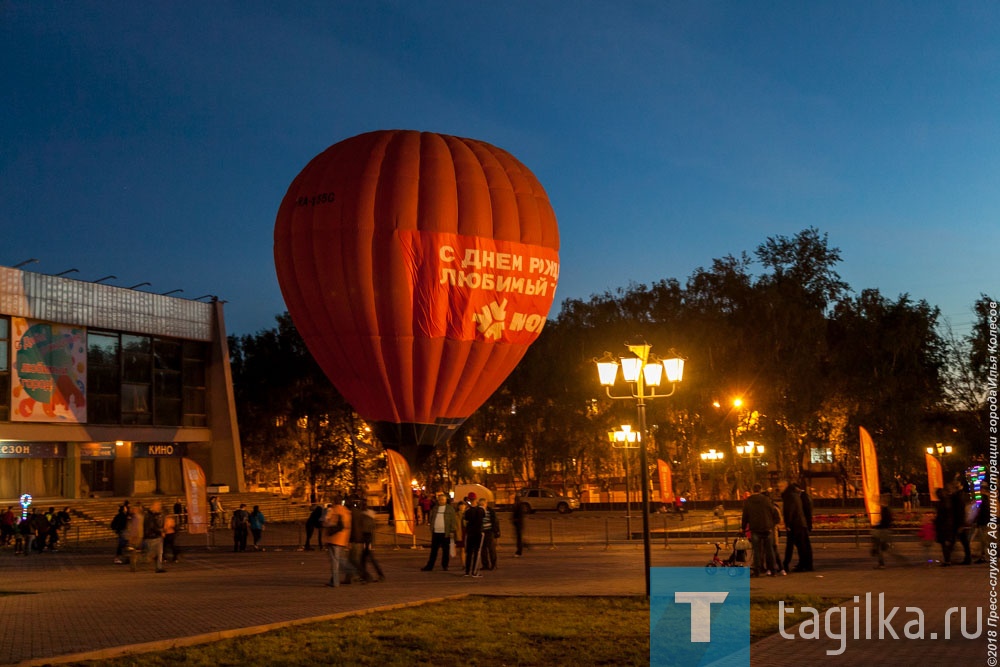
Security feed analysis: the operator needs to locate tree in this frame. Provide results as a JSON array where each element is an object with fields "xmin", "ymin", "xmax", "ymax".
[
  {"xmin": 230, "ymin": 314, "xmax": 380, "ymax": 501},
  {"xmin": 828, "ymin": 289, "xmax": 946, "ymax": 481}
]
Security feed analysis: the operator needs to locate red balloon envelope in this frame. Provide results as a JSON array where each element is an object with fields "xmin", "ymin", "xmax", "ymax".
[{"xmin": 274, "ymin": 130, "xmax": 560, "ymax": 467}]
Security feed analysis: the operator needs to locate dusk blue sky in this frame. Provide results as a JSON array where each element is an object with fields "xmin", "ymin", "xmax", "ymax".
[{"xmin": 3, "ymin": 2, "xmax": 997, "ymax": 338}]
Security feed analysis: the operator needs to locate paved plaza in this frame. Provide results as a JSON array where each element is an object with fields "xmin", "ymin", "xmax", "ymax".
[{"xmin": 0, "ymin": 521, "xmax": 990, "ymax": 666}]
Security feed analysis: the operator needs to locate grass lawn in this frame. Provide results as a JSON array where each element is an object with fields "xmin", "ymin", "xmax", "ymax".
[{"xmin": 76, "ymin": 594, "xmax": 843, "ymax": 666}]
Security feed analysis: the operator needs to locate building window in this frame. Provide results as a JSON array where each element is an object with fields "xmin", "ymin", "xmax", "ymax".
[
  {"xmin": 122, "ymin": 334, "xmax": 152, "ymax": 425},
  {"xmin": 153, "ymin": 339, "xmax": 182, "ymax": 426},
  {"xmin": 87, "ymin": 331, "xmax": 121, "ymax": 424},
  {"xmin": 810, "ymin": 447, "xmax": 834, "ymax": 464},
  {"xmin": 84, "ymin": 330, "xmax": 211, "ymax": 428},
  {"xmin": 182, "ymin": 340, "xmax": 208, "ymax": 427},
  {"xmin": 0, "ymin": 317, "xmax": 8, "ymax": 422}
]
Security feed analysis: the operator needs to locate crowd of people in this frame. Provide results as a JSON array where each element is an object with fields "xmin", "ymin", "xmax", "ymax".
[
  {"xmin": 5, "ymin": 479, "xmax": 987, "ymax": 591},
  {"xmin": 739, "ymin": 474, "xmax": 989, "ymax": 576},
  {"xmin": 418, "ymin": 491, "xmax": 502, "ymax": 577},
  {"xmin": 0, "ymin": 505, "xmax": 72, "ymax": 554}
]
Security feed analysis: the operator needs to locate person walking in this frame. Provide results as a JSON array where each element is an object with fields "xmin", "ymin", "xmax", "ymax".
[
  {"xmin": 951, "ymin": 479, "xmax": 973, "ymax": 565},
  {"xmin": 0, "ymin": 505, "xmax": 15, "ymax": 546},
  {"xmin": 111, "ymin": 505, "xmax": 129, "ymax": 564},
  {"xmin": 781, "ymin": 482, "xmax": 813, "ymax": 572},
  {"xmin": 28, "ymin": 509, "xmax": 48, "ymax": 553},
  {"xmin": 421, "ymin": 493, "xmax": 457, "ymax": 572},
  {"xmin": 479, "ymin": 498, "xmax": 499, "ymax": 571},
  {"xmin": 249, "ymin": 505, "xmax": 266, "ymax": 551},
  {"xmin": 348, "ymin": 500, "xmax": 367, "ymax": 577},
  {"xmin": 741, "ymin": 483, "xmax": 778, "ymax": 577},
  {"xmin": 142, "ymin": 501, "xmax": 167, "ymax": 573},
  {"xmin": 359, "ymin": 506, "xmax": 385, "ymax": 582},
  {"xmin": 209, "ymin": 496, "xmax": 220, "ymax": 529},
  {"xmin": 321, "ymin": 495, "xmax": 356, "ymax": 587},
  {"xmin": 419, "ymin": 491, "xmax": 433, "ymax": 526},
  {"xmin": 918, "ymin": 511, "xmax": 937, "ymax": 565},
  {"xmin": 231, "ymin": 503, "xmax": 250, "ymax": 552},
  {"xmin": 173, "ymin": 498, "xmax": 185, "ymax": 527},
  {"xmin": 126, "ymin": 503, "xmax": 144, "ymax": 571},
  {"xmin": 163, "ymin": 513, "xmax": 181, "ymax": 563},
  {"xmin": 934, "ymin": 487, "xmax": 957, "ymax": 566},
  {"xmin": 304, "ymin": 504, "xmax": 322, "ymax": 550},
  {"xmin": 871, "ymin": 495, "xmax": 893, "ymax": 568},
  {"xmin": 55, "ymin": 506, "xmax": 72, "ymax": 543},
  {"xmin": 512, "ymin": 494, "xmax": 526, "ymax": 557},
  {"xmin": 902, "ymin": 480, "xmax": 915, "ymax": 513}
]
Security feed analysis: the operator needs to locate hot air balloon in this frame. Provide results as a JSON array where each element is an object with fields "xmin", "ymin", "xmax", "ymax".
[{"xmin": 273, "ymin": 130, "xmax": 560, "ymax": 468}]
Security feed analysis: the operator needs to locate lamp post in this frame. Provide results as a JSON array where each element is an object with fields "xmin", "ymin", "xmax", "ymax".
[
  {"xmin": 926, "ymin": 442, "xmax": 953, "ymax": 457},
  {"xmin": 609, "ymin": 425, "xmax": 641, "ymax": 539},
  {"xmin": 926, "ymin": 442, "xmax": 954, "ymax": 478},
  {"xmin": 700, "ymin": 449, "xmax": 725, "ymax": 501},
  {"xmin": 714, "ymin": 397, "xmax": 748, "ymax": 492},
  {"xmin": 736, "ymin": 441, "xmax": 765, "ymax": 487},
  {"xmin": 596, "ymin": 342, "xmax": 684, "ymax": 598}
]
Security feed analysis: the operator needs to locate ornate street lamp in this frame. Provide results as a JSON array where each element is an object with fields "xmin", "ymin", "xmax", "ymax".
[
  {"xmin": 736, "ymin": 441, "xmax": 765, "ymax": 486},
  {"xmin": 700, "ymin": 449, "xmax": 725, "ymax": 501},
  {"xmin": 926, "ymin": 442, "xmax": 954, "ymax": 479},
  {"xmin": 608, "ymin": 425, "xmax": 641, "ymax": 538},
  {"xmin": 596, "ymin": 341, "xmax": 684, "ymax": 598},
  {"xmin": 926, "ymin": 442, "xmax": 953, "ymax": 457}
]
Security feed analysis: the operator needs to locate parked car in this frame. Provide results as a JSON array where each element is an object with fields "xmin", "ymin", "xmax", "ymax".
[{"xmin": 517, "ymin": 488, "xmax": 581, "ymax": 514}]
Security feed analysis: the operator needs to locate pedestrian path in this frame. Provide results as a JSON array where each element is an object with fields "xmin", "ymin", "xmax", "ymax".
[{"xmin": 0, "ymin": 532, "xmax": 988, "ymax": 665}]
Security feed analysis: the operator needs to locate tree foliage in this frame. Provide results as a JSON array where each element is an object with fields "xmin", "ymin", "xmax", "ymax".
[
  {"xmin": 230, "ymin": 314, "xmax": 380, "ymax": 501},
  {"xmin": 232, "ymin": 229, "xmax": 975, "ymax": 502}
]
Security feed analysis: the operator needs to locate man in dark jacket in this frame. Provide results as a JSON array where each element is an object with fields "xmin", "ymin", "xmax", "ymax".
[
  {"xmin": 512, "ymin": 495, "xmax": 526, "ymax": 557},
  {"xmin": 304, "ymin": 505, "xmax": 322, "ymax": 550},
  {"xmin": 781, "ymin": 482, "xmax": 814, "ymax": 572},
  {"xmin": 741, "ymin": 484, "xmax": 777, "ymax": 576},
  {"xmin": 463, "ymin": 500, "xmax": 486, "ymax": 577},
  {"xmin": 230, "ymin": 503, "xmax": 250, "ymax": 552}
]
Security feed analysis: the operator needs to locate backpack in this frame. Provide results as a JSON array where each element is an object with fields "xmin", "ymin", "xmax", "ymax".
[
  {"xmin": 110, "ymin": 512, "xmax": 127, "ymax": 533},
  {"xmin": 231, "ymin": 509, "xmax": 249, "ymax": 529}
]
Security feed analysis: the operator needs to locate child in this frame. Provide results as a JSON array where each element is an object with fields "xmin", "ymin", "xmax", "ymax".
[{"xmin": 918, "ymin": 512, "xmax": 936, "ymax": 565}]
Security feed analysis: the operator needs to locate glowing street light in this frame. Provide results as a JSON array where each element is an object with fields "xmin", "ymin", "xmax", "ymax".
[
  {"xmin": 595, "ymin": 341, "xmax": 684, "ymax": 598},
  {"xmin": 926, "ymin": 442, "xmax": 953, "ymax": 457},
  {"xmin": 700, "ymin": 449, "xmax": 725, "ymax": 501},
  {"xmin": 608, "ymin": 425, "xmax": 641, "ymax": 538},
  {"xmin": 736, "ymin": 441, "xmax": 765, "ymax": 486}
]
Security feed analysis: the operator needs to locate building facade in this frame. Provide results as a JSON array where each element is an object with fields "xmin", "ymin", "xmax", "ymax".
[{"xmin": 0, "ymin": 266, "xmax": 244, "ymax": 501}]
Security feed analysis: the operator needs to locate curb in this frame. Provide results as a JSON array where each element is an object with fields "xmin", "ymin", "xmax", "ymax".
[{"xmin": 11, "ymin": 594, "xmax": 470, "ymax": 667}]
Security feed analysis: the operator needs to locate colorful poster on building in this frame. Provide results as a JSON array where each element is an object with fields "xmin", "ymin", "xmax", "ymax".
[
  {"xmin": 182, "ymin": 458, "xmax": 208, "ymax": 535},
  {"xmin": 10, "ymin": 318, "xmax": 87, "ymax": 423}
]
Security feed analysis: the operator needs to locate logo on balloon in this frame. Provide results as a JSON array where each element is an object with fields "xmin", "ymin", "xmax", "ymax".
[{"xmin": 475, "ymin": 299, "xmax": 508, "ymax": 340}]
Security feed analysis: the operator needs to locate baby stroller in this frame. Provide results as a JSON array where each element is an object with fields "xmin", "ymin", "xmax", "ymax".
[{"xmin": 706, "ymin": 536, "xmax": 751, "ymax": 570}]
